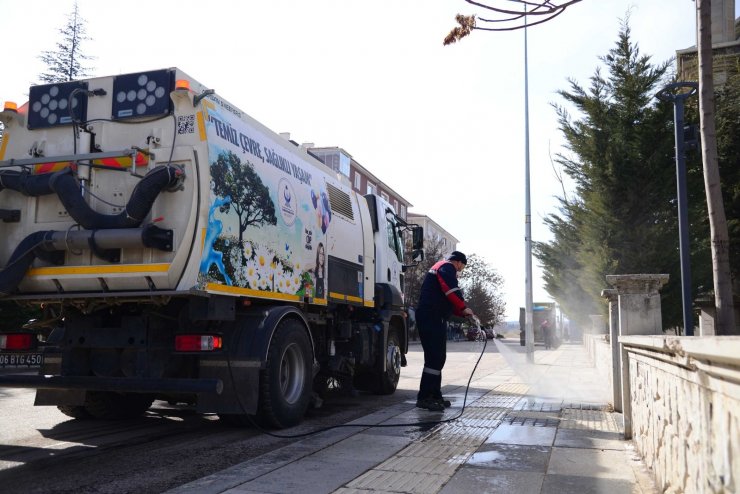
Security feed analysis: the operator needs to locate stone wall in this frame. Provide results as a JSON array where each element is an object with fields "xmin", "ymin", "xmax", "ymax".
[
  {"xmin": 582, "ymin": 332, "xmax": 613, "ymax": 405},
  {"xmin": 620, "ymin": 336, "xmax": 740, "ymax": 493}
]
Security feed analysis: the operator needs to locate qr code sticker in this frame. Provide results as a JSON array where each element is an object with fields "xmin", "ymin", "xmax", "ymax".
[{"xmin": 177, "ymin": 115, "xmax": 195, "ymax": 135}]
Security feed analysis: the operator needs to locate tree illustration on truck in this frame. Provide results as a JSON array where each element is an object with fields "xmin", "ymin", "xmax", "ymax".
[
  {"xmin": 201, "ymin": 150, "xmax": 278, "ymax": 286},
  {"xmin": 211, "ymin": 150, "xmax": 277, "ymax": 267}
]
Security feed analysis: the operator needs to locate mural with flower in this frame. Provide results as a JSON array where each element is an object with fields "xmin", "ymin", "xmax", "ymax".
[{"xmin": 198, "ymin": 104, "xmax": 334, "ymax": 300}]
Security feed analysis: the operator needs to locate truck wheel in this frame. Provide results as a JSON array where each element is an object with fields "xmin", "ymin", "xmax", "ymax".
[
  {"xmin": 375, "ymin": 329, "xmax": 401, "ymax": 395},
  {"xmin": 258, "ymin": 319, "xmax": 312, "ymax": 428},
  {"xmin": 57, "ymin": 405, "xmax": 91, "ymax": 419},
  {"xmin": 84, "ymin": 392, "xmax": 154, "ymax": 419}
]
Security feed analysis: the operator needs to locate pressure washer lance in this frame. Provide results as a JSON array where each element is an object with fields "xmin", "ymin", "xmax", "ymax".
[{"xmin": 236, "ymin": 317, "xmax": 490, "ymax": 439}]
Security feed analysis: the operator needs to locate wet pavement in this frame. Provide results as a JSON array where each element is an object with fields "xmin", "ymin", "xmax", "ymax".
[{"xmin": 167, "ymin": 341, "xmax": 658, "ymax": 494}]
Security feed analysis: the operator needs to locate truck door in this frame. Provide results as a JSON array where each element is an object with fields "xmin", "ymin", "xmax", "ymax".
[{"xmin": 375, "ymin": 204, "xmax": 403, "ymax": 294}]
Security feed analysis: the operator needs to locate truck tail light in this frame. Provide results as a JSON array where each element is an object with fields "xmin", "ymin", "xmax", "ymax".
[
  {"xmin": 0, "ymin": 333, "xmax": 33, "ymax": 350},
  {"xmin": 175, "ymin": 335, "xmax": 223, "ymax": 352}
]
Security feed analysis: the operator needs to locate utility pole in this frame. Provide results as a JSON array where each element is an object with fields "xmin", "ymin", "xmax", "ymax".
[
  {"xmin": 523, "ymin": 9, "xmax": 534, "ymax": 362},
  {"xmin": 656, "ymin": 82, "xmax": 698, "ymax": 336}
]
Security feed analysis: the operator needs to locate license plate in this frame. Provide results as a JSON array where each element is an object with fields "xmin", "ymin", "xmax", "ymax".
[{"xmin": 0, "ymin": 353, "xmax": 43, "ymax": 368}]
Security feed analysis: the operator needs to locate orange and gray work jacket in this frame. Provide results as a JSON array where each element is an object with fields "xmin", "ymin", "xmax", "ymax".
[{"xmin": 416, "ymin": 260, "xmax": 468, "ymax": 320}]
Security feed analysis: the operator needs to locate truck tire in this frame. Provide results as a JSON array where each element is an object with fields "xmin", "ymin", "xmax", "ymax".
[
  {"xmin": 57, "ymin": 405, "xmax": 91, "ymax": 419},
  {"xmin": 83, "ymin": 392, "xmax": 154, "ymax": 419},
  {"xmin": 257, "ymin": 318, "xmax": 312, "ymax": 428},
  {"xmin": 371, "ymin": 328, "xmax": 402, "ymax": 395}
]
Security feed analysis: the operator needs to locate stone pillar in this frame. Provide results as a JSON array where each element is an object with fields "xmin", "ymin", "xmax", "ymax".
[
  {"xmin": 601, "ymin": 289, "xmax": 621, "ymax": 412},
  {"xmin": 589, "ymin": 314, "xmax": 606, "ymax": 334},
  {"xmin": 606, "ymin": 274, "xmax": 669, "ymax": 438},
  {"xmin": 696, "ymin": 297, "xmax": 716, "ymax": 336},
  {"xmin": 606, "ymin": 274, "xmax": 669, "ymax": 336}
]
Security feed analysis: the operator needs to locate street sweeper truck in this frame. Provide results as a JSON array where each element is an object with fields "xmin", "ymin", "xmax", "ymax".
[{"xmin": 0, "ymin": 67, "xmax": 423, "ymax": 428}]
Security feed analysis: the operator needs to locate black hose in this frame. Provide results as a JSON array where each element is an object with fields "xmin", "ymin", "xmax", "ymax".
[
  {"xmin": 48, "ymin": 165, "xmax": 183, "ymax": 229},
  {"xmin": 0, "ymin": 169, "xmax": 55, "ymax": 196},
  {"xmin": 0, "ymin": 231, "xmax": 58, "ymax": 297}
]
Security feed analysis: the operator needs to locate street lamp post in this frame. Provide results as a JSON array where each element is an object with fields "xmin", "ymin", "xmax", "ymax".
[
  {"xmin": 656, "ymin": 82, "xmax": 698, "ymax": 336},
  {"xmin": 523, "ymin": 9, "xmax": 535, "ymax": 362}
]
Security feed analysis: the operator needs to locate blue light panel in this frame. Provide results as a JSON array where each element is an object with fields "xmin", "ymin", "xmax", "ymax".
[
  {"xmin": 28, "ymin": 81, "xmax": 89, "ymax": 130},
  {"xmin": 112, "ymin": 69, "xmax": 174, "ymax": 120}
]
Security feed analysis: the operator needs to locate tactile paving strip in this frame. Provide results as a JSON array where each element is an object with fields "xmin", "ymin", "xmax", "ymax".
[
  {"xmin": 427, "ymin": 424, "xmax": 491, "ymax": 447},
  {"xmin": 515, "ymin": 400, "xmax": 563, "ymax": 412},
  {"xmin": 471, "ymin": 394, "xmax": 522, "ymax": 408},
  {"xmin": 492, "ymin": 383, "xmax": 530, "ymax": 394},
  {"xmin": 559, "ymin": 407, "xmax": 621, "ymax": 432},
  {"xmin": 397, "ymin": 441, "xmax": 477, "ymax": 461},
  {"xmin": 503, "ymin": 410, "xmax": 560, "ymax": 427},
  {"xmin": 375, "ymin": 455, "xmax": 463, "ymax": 476},
  {"xmin": 345, "ymin": 469, "xmax": 448, "ymax": 494}
]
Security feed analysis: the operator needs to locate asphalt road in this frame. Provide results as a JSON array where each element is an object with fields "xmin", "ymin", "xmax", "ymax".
[{"xmin": 0, "ymin": 338, "xmax": 507, "ymax": 494}]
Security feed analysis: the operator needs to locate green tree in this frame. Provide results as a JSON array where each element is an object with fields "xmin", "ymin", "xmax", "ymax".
[
  {"xmin": 403, "ymin": 237, "xmax": 447, "ymax": 312},
  {"xmin": 535, "ymin": 21, "xmax": 687, "ymax": 328},
  {"xmin": 694, "ymin": 0, "xmax": 736, "ymax": 335},
  {"xmin": 713, "ymin": 73, "xmax": 740, "ymax": 291},
  {"xmin": 534, "ymin": 200, "xmax": 599, "ymax": 329},
  {"xmin": 457, "ymin": 254, "xmax": 505, "ymax": 327},
  {"xmin": 211, "ymin": 151, "xmax": 276, "ymax": 265},
  {"xmin": 38, "ymin": 1, "xmax": 93, "ymax": 83},
  {"xmin": 685, "ymin": 70, "xmax": 740, "ymax": 333}
]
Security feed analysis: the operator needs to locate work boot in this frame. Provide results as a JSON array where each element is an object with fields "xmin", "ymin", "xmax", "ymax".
[
  {"xmin": 434, "ymin": 395, "xmax": 452, "ymax": 408},
  {"xmin": 416, "ymin": 397, "xmax": 445, "ymax": 412}
]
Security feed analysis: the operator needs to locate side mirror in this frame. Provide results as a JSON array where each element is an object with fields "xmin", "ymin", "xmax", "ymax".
[
  {"xmin": 412, "ymin": 249, "xmax": 424, "ymax": 263},
  {"xmin": 412, "ymin": 226, "xmax": 424, "ymax": 250}
]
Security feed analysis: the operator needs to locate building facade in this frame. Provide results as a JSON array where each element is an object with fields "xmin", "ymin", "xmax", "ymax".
[
  {"xmin": 405, "ymin": 213, "xmax": 459, "ymax": 258},
  {"xmin": 676, "ymin": 4, "xmax": 739, "ymax": 85},
  {"xmin": 307, "ymin": 146, "xmax": 412, "ymax": 221}
]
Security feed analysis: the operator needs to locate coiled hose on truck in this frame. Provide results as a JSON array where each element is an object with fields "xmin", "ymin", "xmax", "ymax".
[
  {"xmin": 0, "ymin": 230, "xmax": 56, "ymax": 296},
  {"xmin": 0, "ymin": 164, "xmax": 185, "ymax": 295},
  {"xmin": 0, "ymin": 165, "xmax": 183, "ymax": 229},
  {"xmin": 0, "ymin": 169, "xmax": 55, "ymax": 196}
]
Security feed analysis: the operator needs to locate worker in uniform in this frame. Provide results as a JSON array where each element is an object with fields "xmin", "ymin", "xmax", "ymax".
[{"xmin": 416, "ymin": 251, "xmax": 476, "ymax": 411}]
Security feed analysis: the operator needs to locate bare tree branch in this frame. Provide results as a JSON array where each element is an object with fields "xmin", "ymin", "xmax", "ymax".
[{"xmin": 444, "ymin": 0, "xmax": 583, "ymax": 44}]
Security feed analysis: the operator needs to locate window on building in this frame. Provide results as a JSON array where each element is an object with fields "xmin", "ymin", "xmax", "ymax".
[
  {"xmin": 354, "ymin": 171, "xmax": 361, "ymax": 190},
  {"xmin": 400, "ymin": 204, "xmax": 406, "ymax": 219},
  {"xmin": 312, "ymin": 150, "xmax": 351, "ymax": 178},
  {"xmin": 367, "ymin": 182, "xmax": 376, "ymax": 195},
  {"xmin": 393, "ymin": 199, "xmax": 398, "ymax": 212},
  {"xmin": 381, "ymin": 191, "xmax": 389, "ymax": 202},
  {"xmin": 338, "ymin": 152, "xmax": 351, "ymax": 177}
]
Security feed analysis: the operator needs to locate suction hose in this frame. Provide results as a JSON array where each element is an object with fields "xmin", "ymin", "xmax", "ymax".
[
  {"xmin": 0, "ymin": 169, "xmax": 55, "ymax": 196},
  {"xmin": 0, "ymin": 165, "xmax": 184, "ymax": 229},
  {"xmin": 0, "ymin": 165, "xmax": 184, "ymax": 295},
  {"xmin": 0, "ymin": 231, "xmax": 57, "ymax": 297},
  {"xmin": 48, "ymin": 165, "xmax": 184, "ymax": 229}
]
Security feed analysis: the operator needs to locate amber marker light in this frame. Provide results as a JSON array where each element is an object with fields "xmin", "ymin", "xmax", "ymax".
[
  {"xmin": 3, "ymin": 101, "xmax": 18, "ymax": 112},
  {"xmin": 175, "ymin": 79, "xmax": 190, "ymax": 91}
]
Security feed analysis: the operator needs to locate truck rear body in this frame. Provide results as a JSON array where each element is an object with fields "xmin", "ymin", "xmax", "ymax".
[{"xmin": 0, "ymin": 68, "xmax": 422, "ymax": 427}]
